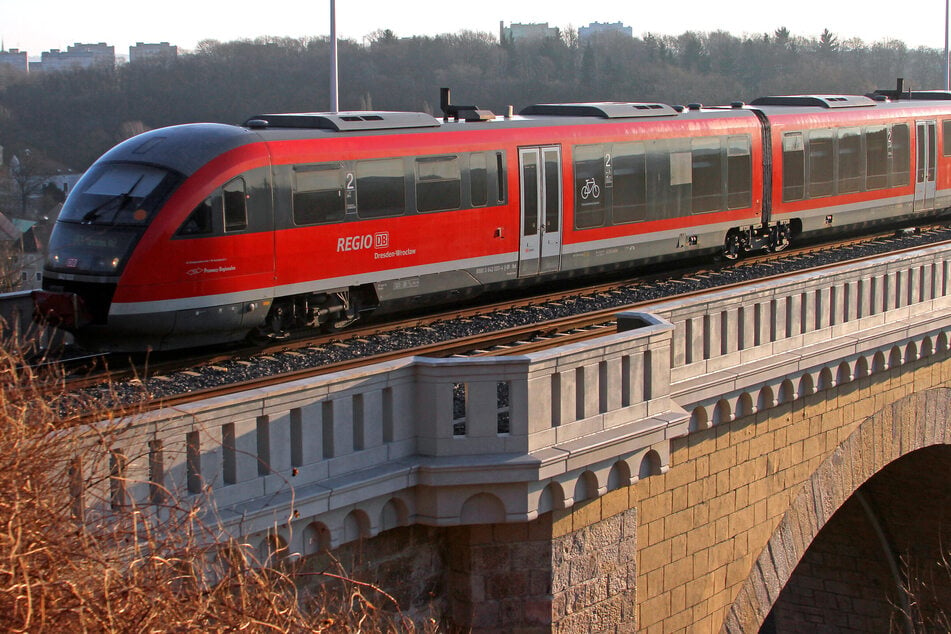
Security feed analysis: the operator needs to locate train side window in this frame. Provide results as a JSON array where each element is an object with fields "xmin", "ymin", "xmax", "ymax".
[
  {"xmin": 727, "ymin": 135, "xmax": 752, "ymax": 209},
  {"xmin": 866, "ymin": 126, "xmax": 888, "ymax": 190},
  {"xmin": 782, "ymin": 132, "xmax": 805, "ymax": 202},
  {"xmin": 543, "ymin": 148, "xmax": 561, "ymax": 233},
  {"xmin": 223, "ymin": 178, "xmax": 247, "ymax": 232},
  {"xmin": 613, "ymin": 142, "xmax": 647, "ymax": 223},
  {"xmin": 177, "ymin": 195, "xmax": 216, "ymax": 237},
  {"xmin": 496, "ymin": 152, "xmax": 506, "ymax": 204},
  {"xmin": 470, "ymin": 153, "xmax": 488, "ymax": 207},
  {"xmin": 807, "ymin": 129, "xmax": 834, "ymax": 198},
  {"xmin": 691, "ymin": 137, "xmax": 722, "ymax": 213},
  {"xmin": 890, "ymin": 123, "xmax": 911, "ymax": 187},
  {"xmin": 416, "ymin": 156, "xmax": 461, "ymax": 213},
  {"xmin": 574, "ymin": 144, "xmax": 606, "ymax": 228},
  {"xmin": 943, "ymin": 120, "xmax": 951, "ymax": 156},
  {"xmin": 837, "ymin": 128, "xmax": 864, "ymax": 194},
  {"xmin": 356, "ymin": 158, "xmax": 405, "ymax": 218},
  {"xmin": 293, "ymin": 164, "xmax": 345, "ymax": 225},
  {"xmin": 522, "ymin": 151, "xmax": 539, "ymax": 235}
]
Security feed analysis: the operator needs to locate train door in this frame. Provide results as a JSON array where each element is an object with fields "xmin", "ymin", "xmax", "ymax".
[
  {"xmin": 518, "ymin": 146, "xmax": 563, "ymax": 277},
  {"xmin": 915, "ymin": 120, "xmax": 937, "ymax": 212}
]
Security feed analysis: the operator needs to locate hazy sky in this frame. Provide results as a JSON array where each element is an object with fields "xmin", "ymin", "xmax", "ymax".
[{"xmin": 2, "ymin": 0, "xmax": 949, "ymax": 58}]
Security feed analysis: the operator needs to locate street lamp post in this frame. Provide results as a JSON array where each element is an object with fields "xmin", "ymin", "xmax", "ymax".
[{"xmin": 330, "ymin": 0, "xmax": 339, "ymax": 113}]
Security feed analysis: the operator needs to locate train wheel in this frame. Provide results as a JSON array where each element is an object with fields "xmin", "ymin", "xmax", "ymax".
[
  {"xmin": 320, "ymin": 291, "xmax": 360, "ymax": 332},
  {"xmin": 723, "ymin": 232, "xmax": 742, "ymax": 260},
  {"xmin": 262, "ymin": 304, "xmax": 291, "ymax": 339},
  {"xmin": 770, "ymin": 225, "xmax": 791, "ymax": 253}
]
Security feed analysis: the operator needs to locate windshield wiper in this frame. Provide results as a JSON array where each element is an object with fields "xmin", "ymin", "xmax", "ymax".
[{"xmin": 81, "ymin": 174, "xmax": 145, "ymax": 224}]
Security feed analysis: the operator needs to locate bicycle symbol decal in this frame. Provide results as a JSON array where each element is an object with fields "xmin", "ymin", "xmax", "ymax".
[{"xmin": 581, "ymin": 177, "xmax": 601, "ymax": 200}]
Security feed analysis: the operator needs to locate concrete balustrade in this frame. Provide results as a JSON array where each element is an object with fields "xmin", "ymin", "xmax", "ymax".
[
  {"xmin": 86, "ymin": 311, "xmax": 684, "ymax": 549},
  {"xmin": 80, "ymin": 242, "xmax": 951, "ymax": 556},
  {"xmin": 655, "ymin": 244, "xmax": 951, "ymax": 430}
]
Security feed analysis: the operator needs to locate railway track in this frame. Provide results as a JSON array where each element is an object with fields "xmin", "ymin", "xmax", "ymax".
[{"xmin": 43, "ymin": 222, "xmax": 951, "ymax": 421}]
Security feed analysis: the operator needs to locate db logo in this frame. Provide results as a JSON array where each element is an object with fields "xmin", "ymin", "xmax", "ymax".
[
  {"xmin": 337, "ymin": 231, "xmax": 390, "ymax": 252},
  {"xmin": 186, "ymin": 267, "xmax": 203, "ymax": 276}
]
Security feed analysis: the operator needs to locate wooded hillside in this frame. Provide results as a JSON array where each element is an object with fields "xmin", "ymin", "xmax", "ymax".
[{"xmin": 0, "ymin": 26, "xmax": 944, "ymax": 171}]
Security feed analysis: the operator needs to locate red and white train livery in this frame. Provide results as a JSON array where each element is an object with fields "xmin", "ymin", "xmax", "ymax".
[{"xmin": 36, "ymin": 85, "xmax": 951, "ymax": 351}]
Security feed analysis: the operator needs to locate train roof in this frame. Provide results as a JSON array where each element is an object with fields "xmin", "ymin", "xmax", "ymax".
[
  {"xmin": 749, "ymin": 95, "xmax": 877, "ymax": 109},
  {"xmin": 101, "ymin": 87, "xmax": 951, "ymax": 179},
  {"xmin": 95, "ymin": 100, "xmax": 767, "ymax": 178},
  {"xmin": 243, "ymin": 111, "xmax": 442, "ymax": 132},
  {"xmin": 518, "ymin": 102, "xmax": 679, "ymax": 118},
  {"xmin": 97, "ymin": 122, "xmax": 256, "ymax": 177}
]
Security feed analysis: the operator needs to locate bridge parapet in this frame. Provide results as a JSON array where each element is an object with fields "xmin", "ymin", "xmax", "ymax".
[
  {"xmin": 80, "ymin": 242, "xmax": 951, "ymax": 558},
  {"xmin": 85, "ymin": 310, "xmax": 685, "ymax": 550},
  {"xmin": 652, "ymin": 243, "xmax": 951, "ymax": 428}
]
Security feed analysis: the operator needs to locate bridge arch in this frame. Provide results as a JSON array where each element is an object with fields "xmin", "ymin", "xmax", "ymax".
[
  {"xmin": 459, "ymin": 492, "xmax": 505, "ymax": 524},
  {"xmin": 302, "ymin": 521, "xmax": 331, "ymax": 555},
  {"xmin": 607, "ymin": 460, "xmax": 632, "ymax": 491},
  {"xmin": 573, "ymin": 470, "xmax": 600, "ymax": 503},
  {"xmin": 724, "ymin": 388, "xmax": 951, "ymax": 632}
]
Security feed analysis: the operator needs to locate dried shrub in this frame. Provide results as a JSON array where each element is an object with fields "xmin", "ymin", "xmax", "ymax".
[{"xmin": 0, "ymin": 339, "xmax": 423, "ymax": 632}]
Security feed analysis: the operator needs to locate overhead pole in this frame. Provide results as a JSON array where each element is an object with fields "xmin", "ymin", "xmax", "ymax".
[
  {"xmin": 330, "ymin": 0, "xmax": 339, "ymax": 113},
  {"xmin": 946, "ymin": 0, "xmax": 950, "ymax": 90}
]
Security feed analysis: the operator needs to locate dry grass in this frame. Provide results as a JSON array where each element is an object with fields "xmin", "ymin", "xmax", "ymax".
[{"xmin": 0, "ymin": 338, "xmax": 423, "ymax": 632}]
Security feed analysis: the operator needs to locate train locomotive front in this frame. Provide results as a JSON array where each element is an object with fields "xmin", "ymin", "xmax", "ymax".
[{"xmin": 36, "ymin": 123, "xmax": 277, "ymax": 351}]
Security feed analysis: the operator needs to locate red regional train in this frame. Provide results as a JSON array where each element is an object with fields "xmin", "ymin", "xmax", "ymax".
[{"xmin": 35, "ymin": 84, "xmax": 951, "ymax": 351}]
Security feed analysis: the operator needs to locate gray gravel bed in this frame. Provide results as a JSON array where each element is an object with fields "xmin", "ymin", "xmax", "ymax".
[{"xmin": 90, "ymin": 227, "xmax": 951, "ymax": 406}]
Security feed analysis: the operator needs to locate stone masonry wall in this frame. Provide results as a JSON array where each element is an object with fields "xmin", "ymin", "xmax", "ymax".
[
  {"xmin": 445, "ymin": 502, "xmax": 637, "ymax": 632},
  {"xmin": 296, "ymin": 354, "xmax": 951, "ymax": 632},
  {"xmin": 632, "ymin": 354, "xmax": 951, "ymax": 632}
]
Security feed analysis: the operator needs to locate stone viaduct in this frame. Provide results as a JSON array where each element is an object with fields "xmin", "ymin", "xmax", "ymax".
[{"xmin": 86, "ymin": 241, "xmax": 951, "ymax": 632}]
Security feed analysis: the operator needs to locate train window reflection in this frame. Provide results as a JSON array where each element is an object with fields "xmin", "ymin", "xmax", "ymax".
[
  {"xmin": 357, "ymin": 159, "xmax": 405, "ymax": 218},
  {"xmin": 866, "ymin": 126, "xmax": 888, "ymax": 190},
  {"xmin": 807, "ymin": 129, "xmax": 834, "ymax": 198},
  {"xmin": 293, "ymin": 164, "xmax": 345, "ymax": 225},
  {"xmin": 60, "ymin": 163, "xmax": 174, "ymax": 226},
  {"xmin": 727, "ymin": 135, "xmax": 752, "ymax": 209},
  {"xmin": 177, "ymin": 197, "xmax": 215, "ymax": 236},
  {"xmin": 470, "ymin": 153, "xmax": 487, "ymax": 207},
  {"xmin": 782, "ymin": 132, "xmax": 805, "ymax": 202},
  {"xmin": 223, "ymin": 178, "xmax": 247, "ymax": 232},
  {"xmin": 613, "ymin": 142, "xmax": 647, "ymax": 223},
  {"xmin": 691, "ymin": 138, "xmax": 722, "ymax": 213},
  {"xmin": 416, "ymin": 156, "xmax": 461, "ymax": 213},
  {"xmin": 891, "ymin": 124, "xmax": 911, "ymax": 187},
  {"xmin": 837, "ymin": 128, "xmax": 863, "ymax": 194}
]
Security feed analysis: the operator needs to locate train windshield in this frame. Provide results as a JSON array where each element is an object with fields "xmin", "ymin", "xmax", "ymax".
[
  {"xmin": 58, "ymin": 163, "xmax": 181, "ymax": 226},
  {"xmin": 47, "ymin": 163, "xmax": 182, "ymax": 276}
]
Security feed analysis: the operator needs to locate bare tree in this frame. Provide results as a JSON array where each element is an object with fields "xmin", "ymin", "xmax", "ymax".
[{"xmin": 9, "ymin": 149, "xmax": 46, "ymax": 219}]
